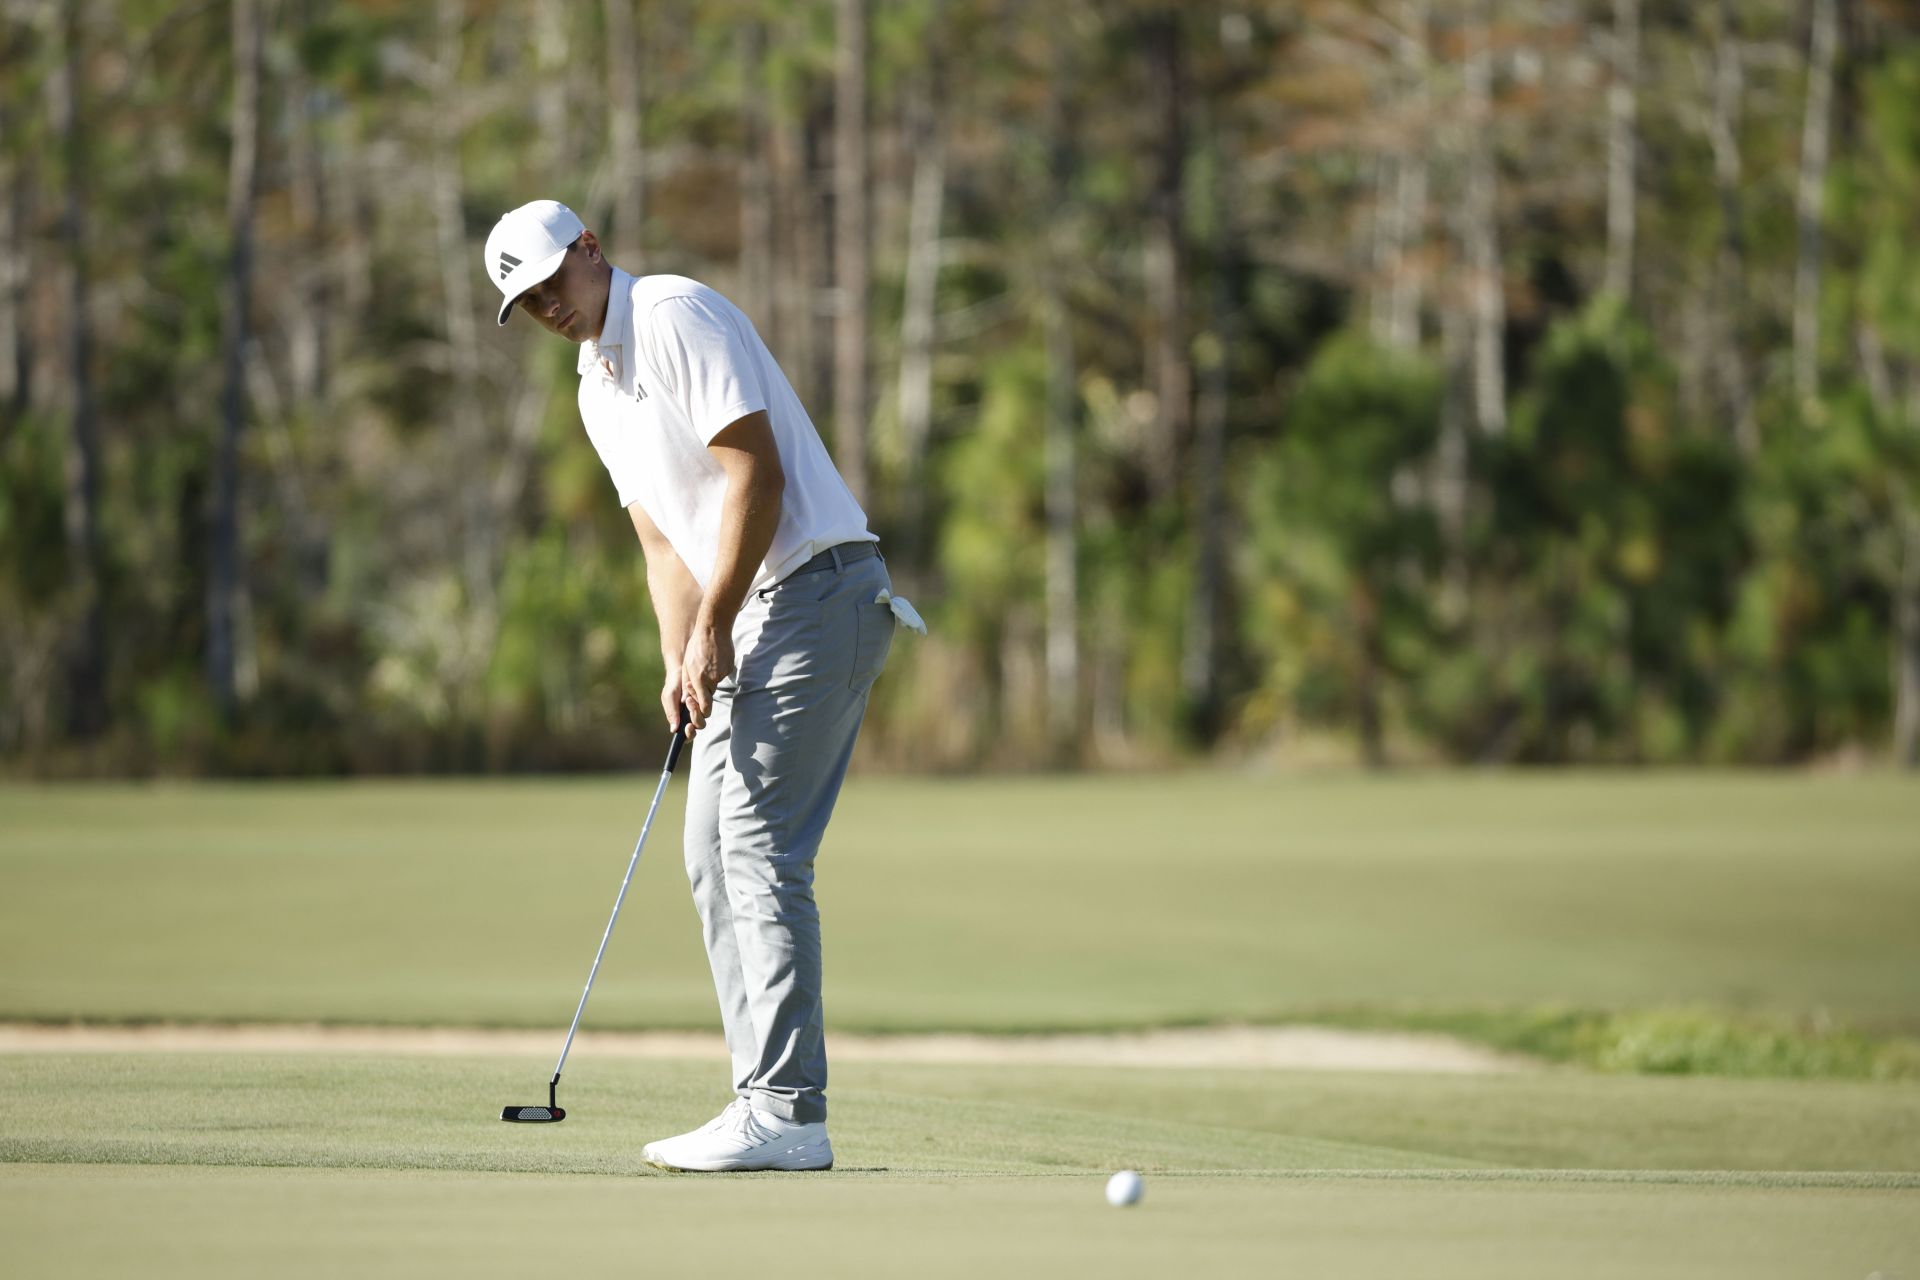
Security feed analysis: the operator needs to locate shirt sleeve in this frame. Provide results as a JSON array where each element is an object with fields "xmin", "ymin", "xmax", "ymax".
[{"xmin": 635, "ymin": 294, "xmax": 770, "ymax": 445}]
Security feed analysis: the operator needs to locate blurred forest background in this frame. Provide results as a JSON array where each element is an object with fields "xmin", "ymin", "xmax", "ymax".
[{"xmin": 2, "ymin": 0, "xmax": 1918, "ymax": 774}]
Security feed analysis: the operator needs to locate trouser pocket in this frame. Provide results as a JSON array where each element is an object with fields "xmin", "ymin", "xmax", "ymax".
[{"xmin": 848, "ymin": 589, "xmax": 895, "ymax": 694}]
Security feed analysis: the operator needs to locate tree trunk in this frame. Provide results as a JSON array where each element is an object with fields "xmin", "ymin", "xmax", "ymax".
[
  {"xmin": 790, "ymin": 95, "xmax": 834, "ymax": 417},
  {"xmin": 1041, "ymin": 32, "xmax": 1079, "ymax": 762},
  {"xmin": 1603, "ymin": 0, "xmax": 1639, "ymax": 300},
  {"xmin": 832, "ymin": 0, "xmax": 870, "ymax": 507},
  {"xmin": 430, "ymin": 0, "xmax": 494, "ymax": 617},
  {"xmin": 1183, "ymin": 328, "xmax": 1229, "ymax": 741},
  {"xmin": 1142, "ymin": 10, "xmax": 1190, "ymax": 502},
  {"xmin": 1368, "ymin": 154, "xmax": 1396, "ymax": 349},
  {"xmin": 1793, "ymin": 0, "xmax": 1838, "ymax": 408},
  {"xmin": 600, "ymin": 0, "xmax": 644, "ymax": 266},
  {"xmin": 336, "ymin": 128, "xmax": 374, "ymax": 325},
  {"xmin": 897, "ymin": 4, "xmax": 947, "ymax": 568},
  {"xmin": 737, "ymin": 21, "xmax": 775, "ymax": 335},
  {"xmin": 1355, "ymin": 583, "xmax": 1385, "ymax": 768},
  {"xmin": 208, "ymin": 0, "xmax": 261, "ymax": 719},
  {"xmin": 1183, "ymin": 114, "xmax": 1235, "ymax": 743},
  {"xmin": 1384, "ymin": 0, "xmax": 1430, "ymax": 351},
  {"xmin": 1435, "ymin": 299, "xmax": 1472, "ymax": 615},
  {"xmin": 285, "ymin": 0, "xmax": 327, "ymax": 407},
  {"xmin": 1897, "ymin": 511, "xmax": 1920, "ymax": 769},
  {"xmin": 533, "ymin": 1, "xmax": 570, "ymax": 152},
  {"xmin": 1464, "ymin": 0, "xmax": 1505, "ymax": 437},
  {"xmin": 1859, "ymin": 324, "xmax": 1919, "ymax": 767},
  {"xmin": 1708, "ymin": 0, "xmax": 1756, "ymax": 458},
  {"xmin": 0, "ymin": 92, "xmax": 28, "ymax": 419},
  {"xmin": 48, "ymin": 0, "xmax": 106, "ymax": 738},
  {"xmin": 1090, "ymin": 593, "xmax": 1128, "ymax": 758}
]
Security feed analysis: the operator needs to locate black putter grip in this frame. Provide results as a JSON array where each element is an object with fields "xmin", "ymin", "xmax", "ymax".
[{"xmin": 665, "ymin": 706, "xmax": 691, "ymax": 774}]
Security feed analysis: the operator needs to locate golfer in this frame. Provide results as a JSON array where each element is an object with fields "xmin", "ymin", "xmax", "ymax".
[{"xmin": 483, "ymin": 199, "xmax": 922, "ymax": 1172}]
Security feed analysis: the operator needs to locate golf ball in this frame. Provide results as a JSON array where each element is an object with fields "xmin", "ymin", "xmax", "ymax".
[{"xmin": 1105, "ymin": 1169, "xmax": 1144, "ymax": 1207}]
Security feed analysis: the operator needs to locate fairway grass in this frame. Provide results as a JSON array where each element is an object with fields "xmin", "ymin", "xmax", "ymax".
[
  {"xmin": 3, "ymin": 1053, "xmax": 1917, "ymax": 1279},
  {"xmin": 4, "ymin": 772, "xmax": 1919, "ymax": 1035}
]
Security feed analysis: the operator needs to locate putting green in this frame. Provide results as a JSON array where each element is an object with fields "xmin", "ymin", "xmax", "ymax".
[
  {"xmin": 7, "ymin": 1052, "xmax": 1920, "ymax": 1176},
  {"xmin": 3, "ymin": 772, "xmax": 1918, "ymax": 1032},
  {"xmin": 6, "ymin": 1164, "xmax": 1916, "ymax": 1280},
  {"xmin": 3, "ymin": 1053, "xmax": 1916, "ymax": 1279}
]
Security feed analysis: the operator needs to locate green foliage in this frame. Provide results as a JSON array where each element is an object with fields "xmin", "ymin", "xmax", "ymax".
[
  {"xmin": 937, "ymin": 350, "xmax": 1044, "ymax": 650},
  {"xmin": 1853, "ymin": 50, "xmax": 1920, "ymax": 353},
  {"xmin": 6, "ymin": 2, "xmax": 1920, "ymax": 771},
  {"xmin": 1435, "ymin": 300, "xmax": 1747, "ymax": 762},
  {"xmin": 1581, "ymin": 1010, "xmax": 1920, "ymax": 1081},
  {"xmin": 1244, "ymin": 334, "xmax": 1440, "ymax": 751},
  {"xmin": 485, "ymin": 528, "xmax": 662, "ymax": 765},
  {"xmin": 0, "ymin": 413, "xmax": 71, "ymax": 609},
  {"xmin": 1330, "ymin": 1006, "xmax": 1920, "ymax": 1082},
  {"xmin": 1719, "ymin": 387, "xmax": 1912, "ymax": 758}
]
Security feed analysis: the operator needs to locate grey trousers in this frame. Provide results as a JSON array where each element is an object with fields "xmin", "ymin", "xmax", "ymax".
[{"xmin": 682, "ymin": 544, "xmax": 894, "ymax": 1125}]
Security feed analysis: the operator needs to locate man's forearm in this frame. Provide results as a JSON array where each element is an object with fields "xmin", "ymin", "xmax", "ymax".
[
  {"xmin": 646, "ymin": 554, "xmax": 705, "ymax": 668},
  {"xmin": 700, "ymin": 466, "xmax": 783, "ymax": 629}
]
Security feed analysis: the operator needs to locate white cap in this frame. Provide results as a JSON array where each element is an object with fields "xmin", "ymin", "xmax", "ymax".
[{"xmin": 484, "ymin": 199, "xmax": 586, "ymax": 326}]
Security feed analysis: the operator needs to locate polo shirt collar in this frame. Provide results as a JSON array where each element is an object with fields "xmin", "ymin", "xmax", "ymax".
[{"xmin": 577, "ymin": 266, "xmax": 634, "ymax": 377}]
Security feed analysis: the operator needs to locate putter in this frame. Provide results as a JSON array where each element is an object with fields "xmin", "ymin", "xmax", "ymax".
[{"xmin": 500, "ymin": 708, "xmax": 691, "ymax": 1123}]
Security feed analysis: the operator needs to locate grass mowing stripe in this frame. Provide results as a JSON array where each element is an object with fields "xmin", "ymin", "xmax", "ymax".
[
  {"xmin": 841, "ymin": 1058, "xmax": 1920, "ymax": 1172},
  {"xmin": 5, "ymin": 1053, "xmax": 1916, "ymax": 1178},
  {"xmin": 0, "ymin": 1052, "xmax": 1465, "ymax": 1178},
  {"xmin": 1259, "ymin": 1168, "xmax": 1920, "ymax": 1190},
  {"xmin": 0, "ymin": 1151, "xmax": 1910, "ymax": 1191},
  {"xmin": 5, "ymin": 1163, "xmax": 1915, "ymax": 1280},
  {"xmin": 4, "ymin": 774, "xmax": 1917, "ymax": 1033}
]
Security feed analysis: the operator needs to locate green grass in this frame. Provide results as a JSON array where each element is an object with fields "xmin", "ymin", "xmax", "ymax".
[
  {"xmin": 5, "ymin": 771, "xmax": 1918, "ymax": 1275},
  {"xmin": 8, "ymin": 1164, "xmax": 1914, "ymax": 1280},
  {"xmin": 3, "ymin": 773, "xmax": 1918, "ymax": 1041},
  {"xmin": 7, "ymin": 1053, "xmax": 1918, "ymax": 1176},
  {"xmin": 1317, "ymin": 1005, "xmax": 1920, "ymax": 1080},
  {"xmin": 3, "ymin": 1053, "xmax": 1916, "ymax": 1278}
]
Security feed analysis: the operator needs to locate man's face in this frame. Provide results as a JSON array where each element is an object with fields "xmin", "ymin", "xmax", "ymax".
[{"xmin": 515, "ymin": 230, "xmax": 611, "ymax": 343}]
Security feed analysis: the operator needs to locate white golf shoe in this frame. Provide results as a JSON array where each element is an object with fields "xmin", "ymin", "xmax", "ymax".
[{"xmin": 642, "ymin": 1101, "xmax": 833, "ymax": 1172}]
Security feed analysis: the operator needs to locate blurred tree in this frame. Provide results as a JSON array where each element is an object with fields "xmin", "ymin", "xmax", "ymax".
[
  {"xmin": 1140, "ymin": 6, "xmax": 1190, "ymax": 505},
  {"xmin": 1793, "ymin": 0, "xmax": 1839, "ymax": 408},
  {"xmin": 1250, "ymin": 334, "xmax": 1442, "ymax": 765},
  {"xmin": 1706, "ymin": 0, "xmax": 1757, "ymax": 458},
  {"xmin": 1603, "ymin": 0, "xmax": 1639, "ymax": 301},
  {"xmin": 894, "ymin": 0, "xmax": 946, "ymax": 566},
  {"xmin": 1039, "ymin": 13, "xmax": 1081, "ymax": 761},
  {"xmin": 1465, "ymin": 300, "xmax": 1743, "ymax": 762},
  {"xmin": 1841, "ymin": 42, "xmax": 1920, "ymax": 764},
  {"xmin": 0, "ymin": 12, "xmax": 31, "ymax": 418},
  {"xmin": 0, "ymin": 0, "xmax": 1915, "ymax": 774},
  {"xmin": 597, "ymin": 0, "xmax": 646, "ymax": 267},
  {"xmin": 207, "ymin": 0, "xmax": 261, "ymax": 723},
  {"xmin": 833, "ymin": 0, "xmax": 870, "ymax": 505},
  {"xmin": 1461, "ymin": 0, "xmax": 1506, "ymax": 439},
  {"xmin": 47, "ymin": 0, "xmax": 106, "ymax": 739}
]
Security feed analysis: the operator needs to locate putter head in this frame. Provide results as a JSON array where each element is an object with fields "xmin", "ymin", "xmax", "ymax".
[{"xmin": 500, "ymin": 1104, "xmax": 566, "ymax": 1123}]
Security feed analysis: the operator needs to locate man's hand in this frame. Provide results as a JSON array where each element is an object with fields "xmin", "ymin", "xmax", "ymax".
[
  {"xmin": 679, "ymin": 611, "xmax": 736, "ymax": 735},
  {"xmin": 661, "ymin": 666, "xmax": 686, "ymax": 737}
]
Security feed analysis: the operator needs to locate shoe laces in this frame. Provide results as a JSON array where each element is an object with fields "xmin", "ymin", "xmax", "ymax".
[
  {"xmin": 701, "ymin": 1097, "xmax": 750, "ymax": 1133},
  {"xmin": 720, "ymin": 1101, "xmax": 779, "ymax": 1144}
]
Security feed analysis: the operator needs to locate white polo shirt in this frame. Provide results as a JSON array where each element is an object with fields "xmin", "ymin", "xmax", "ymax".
[{"xmin": 575, "ymin": 268, "xmax": 875, "ymax": 593}]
